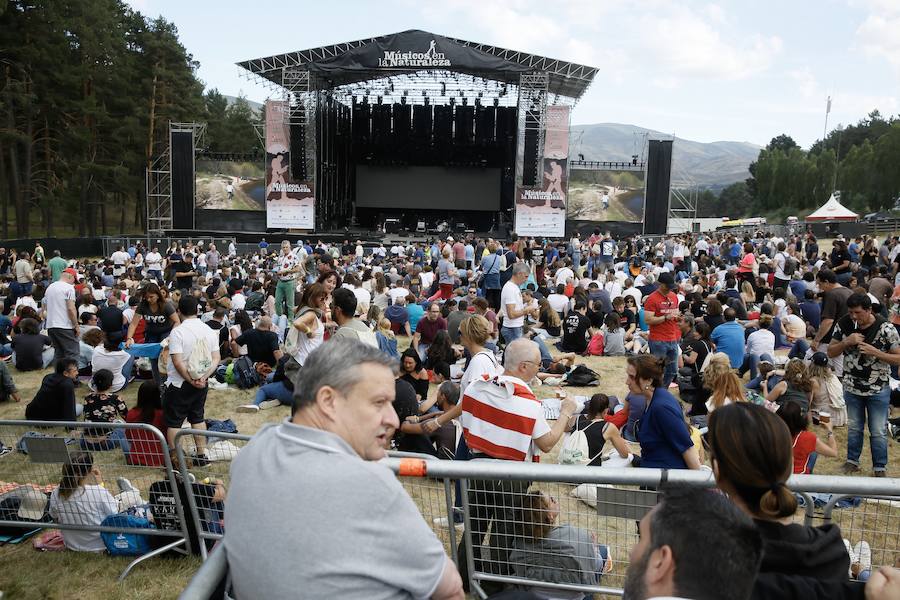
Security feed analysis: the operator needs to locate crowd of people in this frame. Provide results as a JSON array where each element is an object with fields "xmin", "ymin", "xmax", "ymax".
[{"xmin": 1, "ymin": 227, "xmax": 900, "ymax": 598}]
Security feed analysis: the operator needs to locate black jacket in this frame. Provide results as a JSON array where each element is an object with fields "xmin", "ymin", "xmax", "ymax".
[
  {"xmin": 25, "ymin": 373, "xmax": 76, "ymax": 422},
  {"xmin": 752, "ymin": 520, "xmax": 864, "ymax": 600}
]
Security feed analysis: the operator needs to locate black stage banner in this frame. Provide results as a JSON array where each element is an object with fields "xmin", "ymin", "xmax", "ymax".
[{"xmin": 306, "ymin": 30, "xmax": 532, "ymax": 77}]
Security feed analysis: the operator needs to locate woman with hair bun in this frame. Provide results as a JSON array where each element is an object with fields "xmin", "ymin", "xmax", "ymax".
[
  {"xmin": 626, "ymin": 354, "xmax": 701, "ymax": 470},
  {"xmin": 708, "ymin": 403, "xmax": 860, "ymax": 598}
]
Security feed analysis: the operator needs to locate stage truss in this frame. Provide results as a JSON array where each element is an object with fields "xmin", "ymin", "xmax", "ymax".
[{"xmin": 146, "ymin": 122, "xmax": 205, "ymax": 234}]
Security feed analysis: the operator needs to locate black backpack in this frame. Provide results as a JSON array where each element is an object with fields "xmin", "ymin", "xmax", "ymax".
[
  {"xmin": 565, "ymin": 365, "xmax": 600, "ymax": 387},
  {"xmin": 231, "ymin": 355, "xmax": 259, "ymax": 389},
  {"xmin": 782, "ymin": 253, "xmax": 799, "ymax": 277}
]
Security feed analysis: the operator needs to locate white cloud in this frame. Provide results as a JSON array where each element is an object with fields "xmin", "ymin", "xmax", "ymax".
[
  {"xmin": 635, "ymin": 8, "xmax": 782, "ymax": 80},
  {"xmin": 789, "ymin": 68, "xmax": 819, "ymax": 98},
  {"xmin": 856, "ymin": 13, "xmax": 900, "ymax": 67}
]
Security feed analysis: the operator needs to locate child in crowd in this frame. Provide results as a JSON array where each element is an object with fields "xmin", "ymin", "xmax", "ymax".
[
  {"xmin": 602, "ymin": 313, "xmax": 626, "ymax": 357},
  {"xmin": 81, "ymin": 369, "xmax": 129, "ymax": 452}
]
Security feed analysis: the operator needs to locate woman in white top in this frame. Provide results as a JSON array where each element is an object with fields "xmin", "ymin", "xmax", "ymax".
[
  {"xmin": 425, "ymin": 314, "xmax": 500, "ymax": 434},
  {"xmin": 703, "ymin": 353, "xmax": 747, "ymax": 413},
  {"xmin": 740, "ymin": 314, "xmax": 775, "ymax": 380},
  {"xmin": 49, "ymin": 452, "xmax": 119, "ymax": 552},
  {"xmin": 91, "ymin": 337, "xmax": 134, "ymax": 393},
  {"xmin": 290, "ymin": 282, "xmax": 327, "ymax": 366}
]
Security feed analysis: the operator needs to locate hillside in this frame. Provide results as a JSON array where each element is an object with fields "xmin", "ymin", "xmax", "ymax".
[{"xmin": 571, "ymin": 122, "xmax": 761, "ymax": 189}]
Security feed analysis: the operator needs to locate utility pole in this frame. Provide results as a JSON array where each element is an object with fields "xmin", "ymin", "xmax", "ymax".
[{"xmin": 823, "ymin": 96, "xmax": 831, "ymax": 144}]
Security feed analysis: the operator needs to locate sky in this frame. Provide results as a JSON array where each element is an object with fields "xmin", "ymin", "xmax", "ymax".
[{"xmin": 126, "ymin": 0, "xmax": 899, "ymax": 149}]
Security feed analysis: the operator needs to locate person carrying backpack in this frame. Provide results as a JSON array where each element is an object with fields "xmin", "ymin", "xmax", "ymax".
[
  {"xmin": 165, "ymin": 296, "xmax": 220, "ymax": 466},
  {"xmin": 773, "ymin": 242, "xmax": 797, "ymax": 292},
  {"xmin": 559, "ymin": 393, "xmax": 630, "ymax": 466}
]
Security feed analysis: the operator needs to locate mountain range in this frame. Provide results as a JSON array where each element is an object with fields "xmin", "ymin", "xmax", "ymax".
[
  {"xmin": 223, "ymin": 96, "xmax": 760, "ymax": 189},
  {"xmin": 571, "ymin": 122, "xmax": 761, "ymax": 189}
]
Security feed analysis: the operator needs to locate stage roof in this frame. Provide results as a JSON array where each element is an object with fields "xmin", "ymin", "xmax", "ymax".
[{"xmin": 237, "ymin": 29, "xmax": 597, "ymax": 100}]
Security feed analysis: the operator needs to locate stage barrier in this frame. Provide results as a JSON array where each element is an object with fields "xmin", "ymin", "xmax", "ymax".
[{"xmin": 0, "ymin": 420, "xmax": 192, "ymax": 581}]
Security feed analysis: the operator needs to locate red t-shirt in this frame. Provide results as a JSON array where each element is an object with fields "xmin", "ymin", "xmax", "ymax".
[
  {"xmin": 792, "ymin": 431, "xmax": 817, "ymax": 474},
  {"xmin": 643, "ymin": 290, "xmax": 681, "ymax": 342},
  {"xmin": 416, "ymin": 316, "xmax": 447, "ymax": 344}
]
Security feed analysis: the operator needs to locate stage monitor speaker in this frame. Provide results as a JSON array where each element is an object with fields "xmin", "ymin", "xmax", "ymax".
[
  {"xmin": 170, "ymin": 130, "xmax": 194, "ymax": 230},
  {"xmin": 644, "ymin": 139, "xmax": 673, "ymax": 235}
]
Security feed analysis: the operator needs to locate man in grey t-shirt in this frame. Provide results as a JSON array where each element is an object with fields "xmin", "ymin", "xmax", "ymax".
[{"xmin": 225, "ymin": 338, "xmax": 463, "ymax": 599}]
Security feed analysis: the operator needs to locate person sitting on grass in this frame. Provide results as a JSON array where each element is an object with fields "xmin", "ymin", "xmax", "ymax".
[
  {"xmin": 49, "ymin": 451, "xmax": 119, "ymax": 552},
  {"xmin": 80, "ymin": 369, "xmax": 129, "ymax": 452},
  {"xmin": 567, "ymin": 393, "xmax": 631, "ymax": 466},
  {"xmin": 90, "ymin": 334, "xmax": 134, "ymax": 393},
  {"xmin": 777, "ymin": 400, "xmax": 838, "ymax": 474},
  {"xmin": 602, "ymin": 312, "xmax": 626, "ymax": 356},
  {"xmin": 764, "ymin": 358, "xmax": 814, "ymax": 416},
  {"xmin": 25, "ymin": 358, "xmax": 81, "ymax": 421},
  {"xmin": 0, "ymin": 358, "xmax": 21, "ymax": 404},
  {"xmin": 10, "ymin": 317, "xmax": 53, "ymax": 371},
  {"xmin": 509, "ymin": 489, "xmax": 612, "ymax": 598}
]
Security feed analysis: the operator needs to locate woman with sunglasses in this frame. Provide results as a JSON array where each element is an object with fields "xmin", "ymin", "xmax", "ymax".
[{"xmin": 626, "ymin": 355, "xmax": 701, "ymax": 470}]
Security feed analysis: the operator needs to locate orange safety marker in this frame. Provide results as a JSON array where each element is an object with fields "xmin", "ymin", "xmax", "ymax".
[{"xmin": 398, "ymin": 458, "xmax": 428, "ymax": 477}]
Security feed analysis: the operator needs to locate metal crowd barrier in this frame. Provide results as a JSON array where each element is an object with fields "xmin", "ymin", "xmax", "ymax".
[
  {"xmin": 0, "ymin": 420, "xmax": 192, "ymax": 580},
  {"xmin": 382, "ymin": 458, "xmax": 900, "ymax": 598}
]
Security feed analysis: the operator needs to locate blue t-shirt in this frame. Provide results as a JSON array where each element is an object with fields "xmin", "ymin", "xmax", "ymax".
[
  {"xmin": 730, "ymin": 243, "xmax": 741, "ymax": 258},
  {"xmin": 789, "ymin": 280, "xmax": 808, "ymax": 301},
  {"xmin": 637, "ymin": 388, "xmax": 693, "ymax": 469},
  {"xmin": 799, "ymin": 301, "xmax": 821, "ymax": 330},
  {"xmin": 407, "ymin": 303, "xmax": 425, "ymax": 333},
  {"xmin": 710, "ymin": 321, "xmax": 745, "ymax": 368}
]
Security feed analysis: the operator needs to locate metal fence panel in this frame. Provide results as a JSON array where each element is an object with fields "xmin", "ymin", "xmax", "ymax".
[{"xmin": 0, "ymin": 420, "xmax": 193, "ymax": 580}]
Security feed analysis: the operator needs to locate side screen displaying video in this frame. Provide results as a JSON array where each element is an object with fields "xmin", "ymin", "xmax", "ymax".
[
  {"xmin": 196, "ymin": 159, "xmax": 265, "ymax": 211},
  {"xmin": 568, "ymin": 168, "xmax": 645, "ymax": 222}
]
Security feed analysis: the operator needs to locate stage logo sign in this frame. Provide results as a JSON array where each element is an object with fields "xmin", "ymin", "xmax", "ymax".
[
  {"xmin": 265, "ymin": 99, "xmax": 315, "ymax": 229},
  {"xmin": 378, "ymin": 40, "xmax": 451, "ymax": 68},
  {"xmin": 515, "ymin": 106, "xmax": 570, "ymax": 238}
]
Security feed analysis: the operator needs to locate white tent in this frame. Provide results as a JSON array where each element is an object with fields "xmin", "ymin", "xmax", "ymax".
[{"xmin": 806, "ymin": 193, "xmax": 859, "ymax": 221}]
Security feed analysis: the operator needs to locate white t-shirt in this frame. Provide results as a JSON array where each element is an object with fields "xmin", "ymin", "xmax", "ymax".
[
  {"xmin": 91, "ymin": 346, "xmax": 131, "ymax": 392},
  {"xmin": 500, "ymin": 281, "xmax": 525, "ymax": 327},
  {"xmin": 388, "ymin": 287, "xmax": 410, "ymax": 304},
  {"xmin": 623, "ymin": 287, "xmax": 642, "ymax": 306},
  {"xmin": 167, "ymin": 317, "xmax": 220, "ymax": 388},
  {"xmin": 782, "ymin": 314, "xmax": 806, "ymax": 340},
  {"xmin": 773, "ymin": 252, "xmax": 788, "ymax": 280},
  {"xmin": 45, "ymin": 280, "xmax": 76, "ymax": 330},
  {"xmin": 49, "ymin": 485, "xmax": 119, "ymax": 552},
  {"xmin": 547, "ymin": 293, "xmax": 569, "ymax": 314},
  {"xmin": 459, "ymin": 350, "xmax": 502, "ymax": 399},
  {"xmin": 746, "ymin": 328, "xmax": 775, "ymax": 357},
  {"xmin": 555, "ymin": 267, "xmax": 574, "ymax": 287},
  {"xmin": 111, "ymin": 250, "xmax": 130, "ymax": 267},
  {"xmin": 231, "ymin": 292, "xmax": 247, "ymax": 311},
  {"xmin": 420, "ymin": 271, "xmax": 434, "ymax": 290},
  {"xmin": 14, "ymin": 296, "xmax": 38, "ymax": 311},
  {"xmin": 145, "ymin": 252, "xmax": 162, "ymax": 271},
  {"xmin": 352, "ymin": 287, "xmax": 371, "ymax": 314}
]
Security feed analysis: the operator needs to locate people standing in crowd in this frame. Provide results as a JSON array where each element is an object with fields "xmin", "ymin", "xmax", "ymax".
[
  {"xmin": 44, "ymin": 268, "xmax": 80, "ymax": 364},
  {"xmin": 499, "ymin": 263, "xmax": 537, "ymax": 345},
  {"xmin": 164, "ymin": 296, "xmax": 220, "ymax": 464},
  {"xmin": 828, "ymin": 292, "xmax": 899, "ymax": 476},
  {"xmin": 642, "ymin": 272, "xmax": 681, "ymax": 388}
]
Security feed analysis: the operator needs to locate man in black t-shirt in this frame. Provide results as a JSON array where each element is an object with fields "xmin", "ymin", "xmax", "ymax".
[
  {"xmin": 234, "ymin": 316, "xmax": 282, "ymax": 367},
  {"xmin": 560, "ymin": 302, "xmax": 591, "ymax": 354},
  {"xmin": 173, "ymin": 254, "xmax": 197, "ymax": 291}
]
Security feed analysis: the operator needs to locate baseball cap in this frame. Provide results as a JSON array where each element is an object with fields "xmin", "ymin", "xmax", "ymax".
[
  {"xmin": 63, "ymin": 268, "xmax": 78, "ymax": 277},
  {"xmin": 812, "ymin": 351, "xmax": 829, "ymax": 367}
]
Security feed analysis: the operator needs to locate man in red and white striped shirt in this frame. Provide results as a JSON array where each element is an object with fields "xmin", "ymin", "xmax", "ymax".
[
  {"xmin": 461, "ymin": 338, "xmax": 576, "ymax": 461},
  {"xmin": 457, "ymin": 338, "xmax": 575, "ymax": 591}
]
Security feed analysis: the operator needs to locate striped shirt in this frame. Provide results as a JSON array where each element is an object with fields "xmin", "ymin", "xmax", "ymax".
[{"xmin": 460, "ymin": 375, "xmax": 550, "ymax": 462}]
